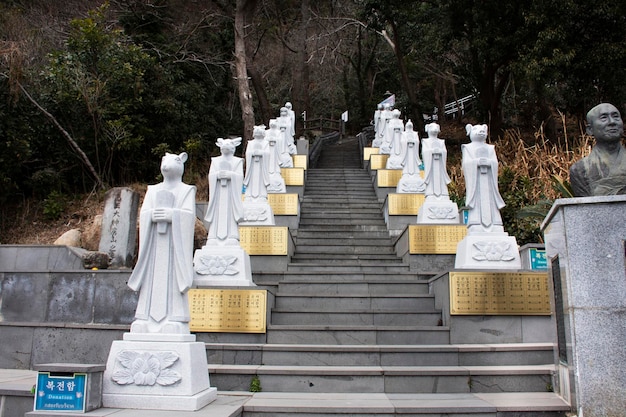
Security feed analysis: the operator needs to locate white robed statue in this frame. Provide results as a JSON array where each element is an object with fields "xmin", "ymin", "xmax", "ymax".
[
  {"xmin": 204, "ymin": 137, "xmax": 244, "ymax": 244},
  {"xmin": 244, "ymin": 125, "xmax": 271, "ymax": 202},
  {"xmin": 128, "ymin": 152, "xmax": 196, "ymax": 334},
  {"xmin": 422, "ymin": 122, "xmax": 451, "ymax": 199},
  {"xmin": 462, "ymin": 124, "xmax": 505, "ymax": 233},
  {"xmin": 396, "ymin": 120, "xmax": 425, "ymax": 193}
]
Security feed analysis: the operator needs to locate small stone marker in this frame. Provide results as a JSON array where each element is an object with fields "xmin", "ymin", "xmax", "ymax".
[{"xmin": 98, "ymin": 187, "xmax": 139, "ymax": 268}]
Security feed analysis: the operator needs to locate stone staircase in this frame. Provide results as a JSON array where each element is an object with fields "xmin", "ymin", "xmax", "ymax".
[{"xmin": 203, "ymin": 138, "xmax": 569, "ymax": 416}]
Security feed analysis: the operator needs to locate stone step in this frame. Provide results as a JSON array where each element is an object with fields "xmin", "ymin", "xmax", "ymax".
[
  {"xmin": 206, "ymin": 343, "xmax": 555, "ymax": 367},
  {"xmin": 207, "ymin": 364, "xmax": 556, "ymax": 394},
  {"xmin": 296, "ymin": 230, "xmax": 391, "ymax": 239},
  {"xmin": 265, "ymin": 325, "xmax": 450, "ymax": 345},
  {"xmin": 298, "ymin": 218, "xmax": 387, "ymax": 226},
  {"xmin": 252, "ymin": 271, "xmax": 434, "ymax": 285},
  {"xmin": 296, "ymin": 224, "xmax": 388, "ymax": 232},
  {"xmin": 277, "ymin": 279, "xmax": 430, "ymax": 295},
  {"xmin": 289, "ymin": 254, "xmax": 403, "ymax": 264},
  {"xmin": 299, "ymin": 212, "xmax": 384, "ymax": 219},
  {"xmin": 271, "ymin": 310, "xmax": 442, "ymax": 326},
  {"xmin": 296, "ymin": 240, "xmax": 396, "ymax": 250},
  {"xmin": 274, "ymin": 294, "xmax": 434, "ymax": 311},
  {"xmin": 239, "ymin": 392, "xmax": 570, "ymax": 416},
  {"xmin": 286, "ymin": 264, "xmax": 411, "ymax": 273}
]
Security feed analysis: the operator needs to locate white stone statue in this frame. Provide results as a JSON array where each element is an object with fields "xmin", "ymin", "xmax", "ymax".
[
  {"xmin": 417, "ymin": 122, "xmax": 458, "ymax": 223},
  {"xmin": 204, "ymin": 137, "xmax": 244, "ymax": 244},
  {"xmin": 244, "ymin": 125, "xmax": 271, "ymax": 202},
  {"xmin": 127, "ymin": 152, "xmax": 196, "ymax": 335},
  {"xmin": 266, "ymin": 120, "xmax": 287, "ymax": 193},
  {"xmin": 373, "ymin": 103, "xmax": 383, "ymax": 135},
  {"xmin": 396, "ymin": 120, "xmax": 426, "ymax": 193},
  {"xmin": 381, "ymin": 109, "xmax": 403, "ymax": 155},
  {"xmin": 372, "ymin": 103, "xmax": 392, "ymax": 148},
  {"xmin": 242, "ymin": 125, "xmax": 275, "ymax": 225},
  {"xmin": 194, "ymin": 138, "xmax": 255, "ymax": 287},
  {"xmin": 422, "ymin": 122, "xmax": 451, "ymax": 199},
  {"xmin": 461, "ymin": 123, "xmax": 505, "ymax": 233},
  {"xmin": 455, "ymin": 123, "xmax": 521, "ymax": 269},
  {"xmin": 285, "ymin": 101, "xmax": 296, "ymax": 137},
  {"xmin": 386, "ymin": 110, "xmax": 406, "ymax": 168}
]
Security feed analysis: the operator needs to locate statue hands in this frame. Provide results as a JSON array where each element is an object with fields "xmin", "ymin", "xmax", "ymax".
[{"xmin": 152, "ymin": 208, "xmax": 173, "ymax": 233}]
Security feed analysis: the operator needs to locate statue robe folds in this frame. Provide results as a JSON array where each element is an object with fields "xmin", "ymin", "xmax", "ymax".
[
  {"xmin": 570, "ymin": 146, "xmax": 626, "ymax": 196},
  {"xmin": 205, "ymin": 156, "xmax": 244, "ymax": 241},
  {"xmin": 422, "ymin": 137, "xmax": 451, "ymax": 198},
  {"xmin": 462, "ymin": 142, "xmax": 505, "ymax": 231},
  {"xmin": 128, "ymin": 183, "xmax": 196, "ymax": 324},
  {"xmin": 244, "ymin": 140, "xmax": 271, "ymax": 202}
]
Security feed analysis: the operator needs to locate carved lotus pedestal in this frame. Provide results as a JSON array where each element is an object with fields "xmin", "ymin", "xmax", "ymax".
[
  {"xmin": 241, "ymin": 201, "xmax": 275, "ymax": 226},
  {"xmin": 455, "ymin": 231, "xmax": 522, "ymax": 270},
  {"xmin": 102, "ymin": 333, "xmax": 217, "ymax": 411},
  {"xmin": 193, "ymin": 244, "xmax": 255, "ymax": 287},
  {"xmin": 417, "ymin": 197, "xmax": 459, "ymax": 224}
]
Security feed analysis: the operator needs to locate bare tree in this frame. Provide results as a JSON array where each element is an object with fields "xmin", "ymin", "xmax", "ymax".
[{"xmin": 234, "ymin": 0, "xmax": 257, "ymax": 141}]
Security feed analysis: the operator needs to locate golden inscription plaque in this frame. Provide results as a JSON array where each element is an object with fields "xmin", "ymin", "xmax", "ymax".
[
  {"xmin": 281, "ymin": 168, "xmax": 305, "ymax": 186},
  {"xmin": 370, "ymin": 154, "xmax": 389, "ymax": 170},
  {"xmin": 292, "ymin": 155, "xmax": 308, "ymax": 170},
  {"xmin": 449, "ymin": 271, "xmax": 551, "ymax": 315},
  {"xmin": 239, "ymin": 226, "xmax": 289, "ymax": 255},
  {"xmin": 363, "ymin": 147, "xmax": 379, "ymax": 161},
  {"xmin": 268, "ymin": 193, "xmax": 299, "ymax": 215},
  {"xmin": 387, "ymin": 193, "xmax": 426, "ymax": 215},
  {"xmin": 409, "ymin": 224, "xmax": 467, "ymax": 254},
  {"xmin": 377, "ymin": 169, "xmax": 403, "ymax": 187},
  {"xmin": 189, "ymin": 289, "xmax": 267, "ymax": 333}
]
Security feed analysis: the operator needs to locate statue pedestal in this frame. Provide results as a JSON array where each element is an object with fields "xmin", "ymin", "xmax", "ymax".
[
  {"xmin": 193, "ymin": 244, "xmax": 255, "ymax": 287},
  {"xmin": 542, "ymin": 195, "xmax": 626, "ymax": 416},
  {"xmin": 102, "ymin": 333, "xmax": 217, "ymax": 411},
  {"xmin": 241, "ymin": 201, "xmax": 275, "ymax": 225},
  {"xmin": 417, "ymin": 197, "xmax": 459, "ymax": 224},
  {"xmin": 455, "ymin": 231, "xmax": 521, "ymax": 270}
]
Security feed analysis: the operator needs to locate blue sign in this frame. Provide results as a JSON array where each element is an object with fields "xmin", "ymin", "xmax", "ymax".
[
  {"xmin": 529, "ymin": 248, "xmax": 548, "ymax": 270},
  {"xmin": 35, "ymin": 372, "xmax": 86, "ymax": 412},
  {"xmin": 462, "ymin": 209, "xmax": 469, "ymax": 224}
]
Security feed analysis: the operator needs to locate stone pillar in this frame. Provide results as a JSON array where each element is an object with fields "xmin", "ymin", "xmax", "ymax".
[
  {"xmin": 99, "ymin": 187, "xmax": 140, "ymax": 268},
  {"xmin": 541, "ymin": 195, "xmax": 626, "ymax": 416}
]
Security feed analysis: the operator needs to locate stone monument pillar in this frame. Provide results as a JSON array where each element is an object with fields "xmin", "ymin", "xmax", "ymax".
[
  {"xmin": 455, "ymin": 124, "xmax": 521, "ymax": 269},
  {"xmin": 193, "ymin": 137, "xmax": 255, "ymax": 287},
  {"xmin": 542, "ymin": 196, "xmax": 626, "ymax": 416},
  {"xmin": 102, "ymin": 152, "xmax": 216, "ymax": 411},
  {"xmin": 99, "ymin": 187, "xmax": 140, "ymax": 268},
  {"xmin": 417, "ymin": 122, "xmax": 459, "ymax": 223}
]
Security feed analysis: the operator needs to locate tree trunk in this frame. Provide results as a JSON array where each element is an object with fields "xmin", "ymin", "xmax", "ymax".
[
  {"xmin": 292, "ymin": 0, "xmax": 310, "ymax": 136},
  {"xmin": 389, "ymin": 20, "xmax": 424, "ymax": 133},
  {"xmin": 234, "ymin": 0, "xmax": 256, "ymax": 141},
  {"xmin": 248, "ymin": 63, "xmax": 272, "ymax": 125}
]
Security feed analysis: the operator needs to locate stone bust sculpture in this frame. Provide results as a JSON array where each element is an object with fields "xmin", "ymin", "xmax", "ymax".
[{"xmin": 570, "ymin": 103, "xmax": 626, "ymax": 196}]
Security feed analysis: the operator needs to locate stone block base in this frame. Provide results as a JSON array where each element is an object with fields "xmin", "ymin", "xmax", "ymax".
[
  {"xmin": 102, "ymin": 338, "xmax": 216, "ymax": 411},
  {"xmin": 455, "ymin": 233, "xmax": 521, "ymax": 270},
  {"xmin": 241, "ymin": 201, "xmax": 275, "ymax": 225},
  {"xmin": 193, "ymin": 245, "xmax": 255, "ymax": 287}
]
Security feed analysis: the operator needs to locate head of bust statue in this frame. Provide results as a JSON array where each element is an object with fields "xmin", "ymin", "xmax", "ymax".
[
  {"xmin": 425, "ymin": 122, "xmax": 440, "ymax": 137},
  {"xmin": 216, "ymin": 137, "xmax": 241, "ymax": 155},
  {"xmin": 586, "ymin": 103, "xmax": 624, "ymax": 145},
  {"xmin": 253, "ymin": 125, "xmax": 266, "ymax": 140},
  {"xmin": 161, "ymin": 152, "xmax": 187, "ymax": 181}
]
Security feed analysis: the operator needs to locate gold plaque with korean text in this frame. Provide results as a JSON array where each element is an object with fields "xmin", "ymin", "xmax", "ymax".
[
  {"xmin": 364, "ymin": 147, "xmax": 379, "ymax": 161},
  {"xmin": 268, "ymin": 193, "xmax": 299, "ymax": 215},
  {"xmin": 377, "ymin": 169, "xmax": 403, "ymax": 187},
  {"xmin": 387, "ymin": 193, "xmax": 425, "ymax": 215},
  {"xmin": 370, "ymin": 154, "xmax": 389, "ymax": 170},
  {"xmin": 239, "ymin": 226, "xmax": 289, "ymax": 255},
  {"xmin": 408, "ymin": 224, "xmax": 467, "ymax": 254},
  {"xmin": 280, "ymin": 168, "xmax": 305, "ymax": 186},
  {"xmin": 449, "ymin": 271, "xmax": 551, "ymax": 315},
  {"xmin": 189, "ymin": 289, "xmax": 267, "ymax": 332},
  {"xmin": 292, "ymin": 155, "xmax": 308, "ymax": 170}
]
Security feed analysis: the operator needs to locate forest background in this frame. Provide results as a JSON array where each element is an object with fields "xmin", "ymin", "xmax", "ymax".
[{"xmin": 1, "ymin": 0, "xmax": 626, "ymax": 245}]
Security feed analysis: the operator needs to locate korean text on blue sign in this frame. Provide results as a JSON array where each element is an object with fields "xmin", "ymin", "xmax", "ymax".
[
  {"xmin": 529, "ymin": 248, "xmax": 548, "ymax": 270},
  {"xmin": 34, "ymin": 372, "xmax": 86, "ymax": 412}
]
